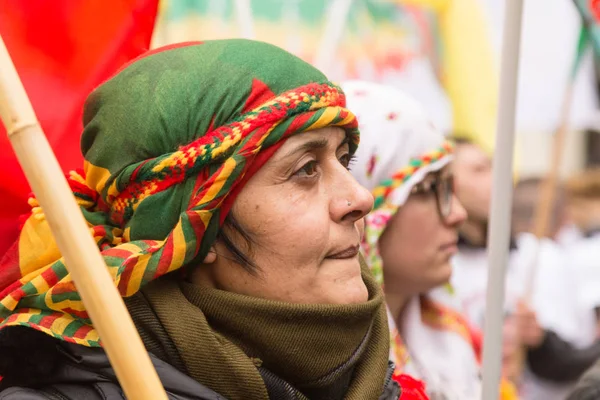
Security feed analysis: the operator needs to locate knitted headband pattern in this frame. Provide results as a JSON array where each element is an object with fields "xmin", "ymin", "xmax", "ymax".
[{"xmin": 0, "ymin": 40, "xmax": 359, "ymax": 346}]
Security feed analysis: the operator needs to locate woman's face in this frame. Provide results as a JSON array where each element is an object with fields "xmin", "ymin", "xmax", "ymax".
[
  {"xmin": 194, "ymin": 127, "xmax": 374, "ymax": 304},
  {"xmin": 453, "ymin": 143, "xmax": 492, "ymax": 222},
  {"xmin": 379, "ymin": 167, "xmax": 467, "ymax": 297}
]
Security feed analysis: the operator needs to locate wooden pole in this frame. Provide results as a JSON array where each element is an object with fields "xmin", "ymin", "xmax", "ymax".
[
  {"xmin": 524, "ymin": 83, "xmax": 574, "ymax": 298},
  {"xmin": 480, "ymin": 0, "xmax": 524, "ymax": 398},
  {"xmin": 532, "ymin": 85, "xmax": 573, "ymax": 238},
  {"xmin": 0, "ymin": 35, "xmax": 167, "ymax": 400}
]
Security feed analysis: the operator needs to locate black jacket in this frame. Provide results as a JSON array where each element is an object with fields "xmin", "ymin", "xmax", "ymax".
[
  {"xmin": 0, "ymin": 328, "xmax": 401, "ymax": 400},
  {"xmin": 0, "ymin": 340, "xmax": 224, "ymax": 400},
  {"xmin": 527, "ymin": 331, "xmax": 600, "ymax": 383}
]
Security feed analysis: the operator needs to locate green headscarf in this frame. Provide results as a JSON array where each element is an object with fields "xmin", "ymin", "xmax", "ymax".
[{"xmin": 0, "ymin": 39, "xmax": 359, "ymax": 344}]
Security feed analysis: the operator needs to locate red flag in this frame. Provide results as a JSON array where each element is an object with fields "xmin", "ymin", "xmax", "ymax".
[{"xmin": 0, "ymin": 0, "xmax": 158, "ymax": 256}]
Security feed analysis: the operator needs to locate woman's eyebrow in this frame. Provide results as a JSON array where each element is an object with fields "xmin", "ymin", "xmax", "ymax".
[
  {"xmin": 280, "ymin": 135, "xmax": 349, "ymax": 160},
  {"xmin": 281, "ymin": 138, "xmax": 329, "ymax": 159}
]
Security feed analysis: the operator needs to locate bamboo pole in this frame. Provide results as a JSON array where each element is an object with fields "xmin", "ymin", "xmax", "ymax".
[
  {"xmin": 480, "ymin": 0, "xmax": 524, "ymax": 399},
  {"xmin": 0, "ymin": 35, "xmax": 167, "ymax": 400}
]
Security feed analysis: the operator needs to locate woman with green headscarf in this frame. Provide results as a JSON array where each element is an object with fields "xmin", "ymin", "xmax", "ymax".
[{"xmin": 0, "ymin": 40, "xmax": 418, "ymax": 400}]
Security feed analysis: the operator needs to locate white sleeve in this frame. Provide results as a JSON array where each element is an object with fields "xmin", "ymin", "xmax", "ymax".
[
  {"xmin": 534, "ymin": 238, "xmax": 598, "ymax": 345},
  {"xmin": 525, "ymin": 237, "xmax": 584, "ymax": 343}
]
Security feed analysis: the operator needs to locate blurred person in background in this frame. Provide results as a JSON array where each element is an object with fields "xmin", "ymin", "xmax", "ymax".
[
  {"xmin": 511, "ymin": 177, "xmax": 581, "ymax": 247},
  {"xmin": 561, "ymin": 169, "xmax": 600, "ymax": 331},
  {"xmin": 561, "ymin": 168, "xmax": 600, "ymax": 400},
  {"xmin": 511, "ymin": 177, "xmax": 567, "ymax": 240},
  {"xmin": 510, "ymin": 175, "xmax": 600, "ymax": 398},
  {"xmin": 436, "ymin": 137, "xmax": 596, "ymax": 399},
  {"xmin": 440, "ymin": 138, "xmax": 525, "ymax": 330},
  {"xmin": 344, "ymin": 80, "xmax": 518, "ymax": 400}
]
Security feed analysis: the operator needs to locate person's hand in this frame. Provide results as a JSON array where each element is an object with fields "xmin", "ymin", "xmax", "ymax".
[{"xmin": 514, "ymin": 300, "xmax": 545, "ymax": 348}]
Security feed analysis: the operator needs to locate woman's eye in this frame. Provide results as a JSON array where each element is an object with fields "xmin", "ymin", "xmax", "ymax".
[
  {"xmin": 339, "ymin": 154, "xmax": 356, "ymax": 170},
  {"xmin": 413, "ymin": 181, "xmax": 435, "ymax": 196},
  {"xmin": 296, "ymin": 160, "xmax": 319, "ymax": 177}
]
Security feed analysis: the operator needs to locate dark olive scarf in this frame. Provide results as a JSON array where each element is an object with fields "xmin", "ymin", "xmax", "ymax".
[{"xmin": 126, "ymin": 260, "xmax": 389, "ymax": 400}]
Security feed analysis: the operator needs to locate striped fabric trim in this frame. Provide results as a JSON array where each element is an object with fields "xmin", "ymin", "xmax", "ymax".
[{"xmin": 371, "ymin": 141, "xmax": 453, "ymax": 210}]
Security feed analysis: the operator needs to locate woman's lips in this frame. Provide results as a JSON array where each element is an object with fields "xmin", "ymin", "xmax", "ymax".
[
  {"xmin": 326, "ymin": 245, "xmax": 360, "ymax": 259},
  {"xmin": 440, "ymin": 240, "xmax": 458, "ymax": 254}
]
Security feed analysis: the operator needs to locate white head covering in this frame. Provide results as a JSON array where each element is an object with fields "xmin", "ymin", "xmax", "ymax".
[{"xmin": 345, "ymin": 80, "xmax": 451, "ymax": 209}]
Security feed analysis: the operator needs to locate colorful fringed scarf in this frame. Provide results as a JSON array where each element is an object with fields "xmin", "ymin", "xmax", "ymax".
[{"xmin": 0, "ymin": 39, "xmax": 360, "ymax": 347}]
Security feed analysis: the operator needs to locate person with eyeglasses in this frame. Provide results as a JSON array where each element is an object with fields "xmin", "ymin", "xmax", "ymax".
[{"xmin": 343, "ymin": 80, "xmax": 518, "ymax": 400}]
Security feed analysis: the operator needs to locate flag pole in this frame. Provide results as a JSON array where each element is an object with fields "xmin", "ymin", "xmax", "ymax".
[
  {"xmin": 313, "ymin": 0, "xmax": 353, "ymax": 76},
  {"xmin": 480, "ymin": 0, "xmax": 524, "ymax": 398},
  {"xmin": 234, "ymin": 0, "xmax": 255, "ymax": 39},
  {"xmin": 0, "ymin": 35, "xmax": 167, "ymax": 400}
]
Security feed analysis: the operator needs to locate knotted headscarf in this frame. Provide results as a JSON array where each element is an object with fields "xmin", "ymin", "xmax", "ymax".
[{"xmin": 0, "ymin": 40, "xmax": 360, "ymax": 347}]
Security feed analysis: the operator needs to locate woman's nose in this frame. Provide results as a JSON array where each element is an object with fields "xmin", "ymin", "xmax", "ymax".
[
  {"xmin": 447, "ymin": 194, "xmax": 467, "ymax": 226},
  {"xmin": 332, "ymin": 170, "xmax": 374, "ymax": 224}
]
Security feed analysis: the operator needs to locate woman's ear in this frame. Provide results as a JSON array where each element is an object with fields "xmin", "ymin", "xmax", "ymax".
[
  {"xmin": 189, "ymin": 246, "xmax": 218, "ymax": 289},
  {"xmin": 203, "ymin": 246, "xmax": 217, "ymax": 264}
]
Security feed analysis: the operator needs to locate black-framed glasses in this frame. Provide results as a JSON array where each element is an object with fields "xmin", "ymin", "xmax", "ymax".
[{"xmin": 410, "ymin": 172, "xmax": 454, "ymax": 220}]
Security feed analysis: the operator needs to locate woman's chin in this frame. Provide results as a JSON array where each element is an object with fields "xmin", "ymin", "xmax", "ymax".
[
  {"xmin": 326, "ymin": 275, "xmax": 369, "ymax": 304},
  {"xmin": 435, "ymin": 262, "xmax": 453, "ymax": 287},
  {"xmin": 318, "ymin": 258, "xmax": 369, "ymax": 304},
  {"xmin": 422, "ymin": 261, "xmax": 453, "ymax": 292}
]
